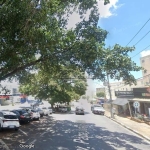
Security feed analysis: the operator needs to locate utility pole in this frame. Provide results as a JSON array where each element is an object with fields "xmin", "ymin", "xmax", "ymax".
[{"xmin": 106, "ymin": 73, "xmax": 113, "ymax": 118}]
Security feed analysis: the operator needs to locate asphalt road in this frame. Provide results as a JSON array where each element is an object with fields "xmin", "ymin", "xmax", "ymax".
[{"xmin": 0, "ymin": 99, "xmax": 150, "ymax": 150}]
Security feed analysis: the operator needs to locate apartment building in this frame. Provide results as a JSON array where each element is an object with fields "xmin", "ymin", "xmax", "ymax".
[{"xmin": 140, "ymin": 54, "xmax": 150, "ymax": 85}]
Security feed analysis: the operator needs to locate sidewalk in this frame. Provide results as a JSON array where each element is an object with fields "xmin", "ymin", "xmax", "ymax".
[{"xmin": 105, "ymin": 111, "xmax": 150, "ymax": 141}]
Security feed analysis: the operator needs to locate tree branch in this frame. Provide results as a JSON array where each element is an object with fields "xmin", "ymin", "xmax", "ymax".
[{"xmin": 0, "ymin": 58, "xmax": 44, "ymax": 81}]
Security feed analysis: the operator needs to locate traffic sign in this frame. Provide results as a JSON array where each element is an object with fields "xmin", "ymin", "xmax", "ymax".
[{"xmin": 133, "ymin": 101, "xmax": 140, "ymax": 108}]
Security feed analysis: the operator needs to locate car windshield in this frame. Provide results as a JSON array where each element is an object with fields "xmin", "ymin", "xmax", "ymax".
[
  {"xmin": 94, "ymin": 107, "xmax": 103, "ymax": 109},
  {"xmin": 42, "ymin": 107, "xmax": 47, "ymax": 109},
  {"xmin": 17, "ymin": 110, "xmax": 27, "ymax": 115},
  {"xmin": 76, "ymin": 107, "xmax": 83, "ymax": 110},
  {"xmin": 4, "ymin": 115, "xmax": 18, "ymax": 119},
  {"xmin": 31, "ymin": 110, "xmax": 38, "ymax": 112},
  {"xmin": 11, "ymin": 111, "xmax": 20, "ymax": 115}
]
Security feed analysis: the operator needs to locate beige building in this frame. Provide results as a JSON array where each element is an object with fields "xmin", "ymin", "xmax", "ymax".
[
  {"xmin": 105, "ymin": 78, "xmax": 145, "ymax": 100},
  {"xmin": 140, "ymin": 54, "xmax": 150, "ymax": 85}
]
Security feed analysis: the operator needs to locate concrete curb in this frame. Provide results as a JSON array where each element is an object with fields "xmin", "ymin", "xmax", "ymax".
[
  {"xmin": 0, "ymin": 139, "xmax": 10, "ymax": 150},
  {"xmin": 105, "ymin": 114, "xmax": 150, "ymax": 142}
]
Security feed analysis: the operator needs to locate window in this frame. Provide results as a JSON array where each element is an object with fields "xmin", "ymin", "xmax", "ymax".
[
  {"xmin": 144, "ymin": 70, "xmax": 147, "ymax": 74},
  {"xmin": 0, "ymin": 112, "xmax": 3, "ymax": 117},
  {"xmin": 142, "ymin": 60, "xmax": 145, "ymax": 63},
  {"xmin": 4, "ymin": 115, "xmax": 17, "ymax": 119}
]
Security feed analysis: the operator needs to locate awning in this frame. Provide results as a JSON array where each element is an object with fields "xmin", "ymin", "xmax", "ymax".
[
  {"xmin": 128, "ymin": 98, "xmax": 150, "ymax": 102},
  {"xmin": 112, "ymin": 98, "xmax": 129, "ymax": 106}
]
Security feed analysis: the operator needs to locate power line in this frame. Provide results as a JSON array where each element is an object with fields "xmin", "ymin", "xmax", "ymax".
[
  {"xmin": 107, "ymin": 73, "xmax": 150, "ymax": 91},
  {"xmin": 131, "ymin": 44, "xmax": 150, "ymax": 58},
  {"xmin": 126, "ymin": 18, "xmax": 150, "ymax": 46},
  {"xmin": 95, "ymin": 74, "xmax": 150, "ymax": 90},
  {"xmin": 134, "ymin": 31, "xmax": 150, "ymax": 46}
]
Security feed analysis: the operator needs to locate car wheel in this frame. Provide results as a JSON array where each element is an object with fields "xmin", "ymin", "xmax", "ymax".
[
  {"xmin": 15, "ymin": 128, "xmax": 19, "ymax": 131},
  {"xmin": 37, "ymin": 117, "xmax": 39, "ymax": 120},
  {"xmin": 46, "ymin": 114, "xmax": 48, "ymax": 116},
  {"xmin": 0, "ymin": 124, "xmax": 2, "ymax": 131}
]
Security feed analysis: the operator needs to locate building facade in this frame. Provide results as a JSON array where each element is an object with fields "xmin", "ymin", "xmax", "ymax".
[
  {"xmin": 104, "ymin": 78, "xmax": 145, "ymax": 100},
  {"xmin": 140, "ymin": 54, "xmax": 150, "ymax": 85}
]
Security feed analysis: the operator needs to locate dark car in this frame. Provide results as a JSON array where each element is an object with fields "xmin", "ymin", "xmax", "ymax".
[
  {"xmin": 75, "ymin": 107, "xmax": 84, "ymax": 115},
  {"xmin": 58, "ymin": 107, "xmax": 68, "ymax": 113},
  {"xmin": 11, "ymin": 109, "xmax": 32, "ymax": 123}
]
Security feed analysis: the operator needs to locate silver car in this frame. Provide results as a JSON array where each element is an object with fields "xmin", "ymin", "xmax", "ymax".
[
  {"xmin": 75, "ymin": 107, "xmax": 84, "ymax": 115},
  {"xmin": 93, "ymin": 106, "xmax": 105, "ymax": 115}
]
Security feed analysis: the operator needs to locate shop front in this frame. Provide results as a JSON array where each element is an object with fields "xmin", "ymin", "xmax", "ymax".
[
  {"xmin": 112, "ymin": 91, "xmax": 134, "ymax": 116},
  {"xmin": 128, "ymin": 87, "xmax": 150, "ymax": 117}
]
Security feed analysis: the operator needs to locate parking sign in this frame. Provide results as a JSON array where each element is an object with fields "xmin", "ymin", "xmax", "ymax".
[{"xmin": 133, "ymin": 101, "xmax": 140, "ymax": 108}]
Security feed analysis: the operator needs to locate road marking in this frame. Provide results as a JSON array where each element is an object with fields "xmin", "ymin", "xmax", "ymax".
[
  {"xmin": 19, "ymin": 129, "xmax": 28, "ymax": 136},
  {"xmin": 30, "ymin": 139, "xmax": 37, "ymax": 144},
  {"xmin": 0, "ymin": 139, "xmax": 10, "ymax": 150},
  {"xmin": 30, "ymin": 123, "xmax": 38, "ymax": 127}
]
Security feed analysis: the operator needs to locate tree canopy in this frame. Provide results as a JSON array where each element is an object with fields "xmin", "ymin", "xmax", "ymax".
[
  {"xmin": 96, "ymin": 92, "xmax": 105, "ymax": 98},
  {"xmin": 19, "ymin": 66, "xmax": 87, "ymax": 104},
  {"xmin": 1, "ymin": 0, "xmax": 142, "ymax": 102},
  {"xmin": 0, "ymin": 0, "xmax": 109, "ymax": 82}
]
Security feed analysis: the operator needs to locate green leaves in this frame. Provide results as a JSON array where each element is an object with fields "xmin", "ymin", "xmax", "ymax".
[{"xmin": 92, "ymin": 44, "xmax": 142, "ymax": 85}]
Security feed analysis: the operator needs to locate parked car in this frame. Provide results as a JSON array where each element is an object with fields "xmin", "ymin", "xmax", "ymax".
[
  {"xmin": 0, "ymin": 111, "xmax": 20, "ymax": 131},
  {"xmin": 48, "ymin": 107, "xmax": 52, "ymax": 114},
  {"xmin": 35, "ymin": 107, "xmax": 44, "ymax": 117},
  {"xmin": 92, "ymin": 106, "xmax": 105, "ymax": 115},
  {"xmin": 27, "ymin": 109, "xmax": 40, "ymax": 120},
  {"xmin": 40, "ymin": 106, "xmax": 50, "ymax": 116},
  {"xmin": 11, "ymin": 109, "xmax": 32, "ymax": 123},
  {"xmin": 58, "ymin": 107, "xmax": 68, "ymax": 113},
  {"xmin": 91, "ymin": 104, "xmax": 102, "ymax": 111},
  {"xmin": 75, "ymin": 106, "xmax": 84, "ymax": 115}
]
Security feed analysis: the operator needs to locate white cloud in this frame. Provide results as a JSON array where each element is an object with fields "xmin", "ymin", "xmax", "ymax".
[
  {"xmin": 67, "ymin": 0, "xmax": 121, "ymax": 28},
  {"xmin": 98, "ymin": 0, "xmax": 123, "ymax": 18},
  {"xmin": 141, "ymin": 50, "xmax": 150, "ymax": 57}
]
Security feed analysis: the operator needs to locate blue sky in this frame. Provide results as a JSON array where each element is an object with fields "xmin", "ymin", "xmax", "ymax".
[
  {"xmin": 93, "ymin": 0, "xmax": 150, "ymax": 88},
  {"xmin": 99, "ymin": 0, "xmax": 150, "ymax": 78}
]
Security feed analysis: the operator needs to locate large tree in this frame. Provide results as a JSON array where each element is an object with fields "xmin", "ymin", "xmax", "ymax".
[
  {"xmin": 19, "ymin": 65, "xmax": 87, "ymax": 104},
  {"xmin": 1, "ymin": 0, "xmax": 142, "ymax": 89},
  {"xmin": 0, "ymin": 0, "xmax": 109, "ymax": 82},
  {"xmin": 91, "ymin": 45, "xmax": 142, "ymax": 85}
]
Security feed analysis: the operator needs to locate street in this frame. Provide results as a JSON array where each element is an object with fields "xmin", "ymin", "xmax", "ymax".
[{"xmin": 0, "ymin": 99, "xmax": 150, "ymax": 150}]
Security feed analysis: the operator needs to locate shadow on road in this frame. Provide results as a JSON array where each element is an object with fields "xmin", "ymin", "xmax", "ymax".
[
  {"xmin": 1, "ymin": 115, "xmax": 150, "ymax": 150},
  {"xmin": 29, "ymin": 117, "xmax": 149, "ymax": 150}
]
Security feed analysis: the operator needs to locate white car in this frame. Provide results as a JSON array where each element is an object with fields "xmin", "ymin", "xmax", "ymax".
[
  {"xmin": 93, "ymin": 106, "xmax": 105, "ymax": 115},
  {"xmin": 0, "ymin": 111, "xmax": 20, "ymax": 131},
  {"xmin": 41, "ymin": 107, "xmax": 50, "ymax": 116},
  {"xmin": 30, "ymin": 109, "xmax": 40, "ymax": 120},
  {"xmin": 48, "ymin": 107, "xmax": 52, "ymax": 114}
]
